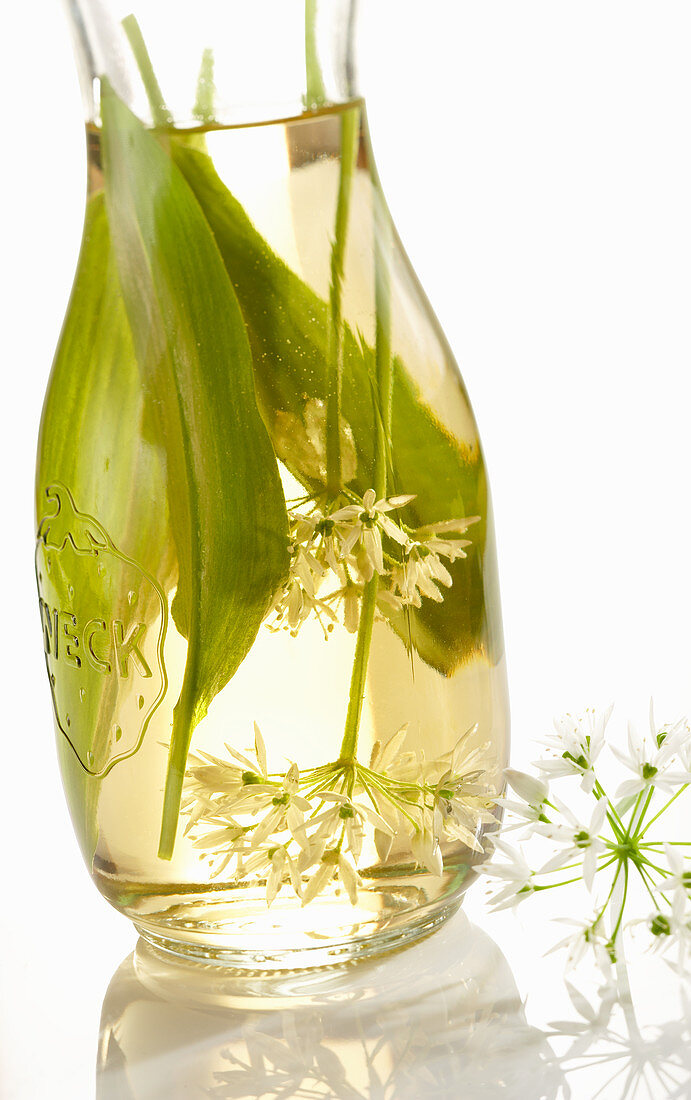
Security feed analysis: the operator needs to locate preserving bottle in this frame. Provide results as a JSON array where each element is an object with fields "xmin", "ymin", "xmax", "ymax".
[{"xmin": 36, "ymin": 0, "xmax": 509, "ymax": 966}]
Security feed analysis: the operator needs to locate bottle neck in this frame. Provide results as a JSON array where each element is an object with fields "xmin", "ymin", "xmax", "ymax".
[{"xmin": 65, "ymin": 0, "xmax": 359, "ymax": 128}]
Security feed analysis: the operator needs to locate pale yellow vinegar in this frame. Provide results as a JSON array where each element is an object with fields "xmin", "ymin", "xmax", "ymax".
[{"xmin": 50, "ymin": 104, "xmax": 509, "ymax": 966}]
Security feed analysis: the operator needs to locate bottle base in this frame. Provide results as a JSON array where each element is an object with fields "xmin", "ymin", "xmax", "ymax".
[{"xmin": 133, "ymin": 893, "xmax": 464, "ymax": 971}]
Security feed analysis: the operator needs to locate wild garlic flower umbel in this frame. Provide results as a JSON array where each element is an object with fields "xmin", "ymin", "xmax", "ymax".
[
  {"xmin": 484, "ymin": 705, "xmax": 691, "ymax": 976},
  {"xmin": 182, "ymin": 723, "xmax": 498, "ymax": 907},
  {"xmin": 265, "ymin": 488, "xmax": 478, "ymax": 636}
]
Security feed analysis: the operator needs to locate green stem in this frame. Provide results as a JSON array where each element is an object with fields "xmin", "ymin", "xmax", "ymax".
[
  {"xmin": 624, "ymin": 790, "xmax": 645, "ymax": 839},
  {"xmin": 335, "ymin": 133, "xmax": 392, "ymax": 768},
  {"xmin": 158, "ymin": 613, "xmax": 204, "ymax": 859},
  {"xmin": 636, "ymin": 859, "xmax": 669, "ymax": 908},
  {"xmin": 372, "ymin": 176, "xmax": 393, "ymax": 500},
  {"xmin": 594, "ymin": 779, "xmax": 626, "ymax": 841},
  {"xmin": 339, "ymin": 575, "xmax": 378, "ymax": 765},
  {"xmin": 305, "ymin": 0, "xmax": 327, "ymax": 108},
  {"xmin": 609, "ymin": 860, "xmax": 629, "ymax": 944},
  {"xmin": 605, "ymin": 808, "xmax": 626, "ymax": 844},
  {"xmin": 534, "ymin": 856, "xmax": 618, "ymax": 891},
  {"xmin": 325, "ymin": 107, "xmax": 359, "ymax": 496},
  {"xmin": 638, "ymin": 852, "xmax": 672, "ymax": 876},
  {"xmin": 534, "ymin": 876, "xmax": 586, "ymax": 890},
  {"xmin": 630, "ymin": 785, "xmax": 655, "ymax": 839},
  {"xmin": 592, "ymin": 860, "xmax": 623, "ymax": 930},
  {"xmin": 192, "ymin": 48, "xmax": 216, "ymax": 124},
  {"xmin": 642, "ymin": 840, "xmax": 691, "ymax": 846},
  {"xmin": 121, "ymin": 15, "xmax": 173, "ymax": 129}
]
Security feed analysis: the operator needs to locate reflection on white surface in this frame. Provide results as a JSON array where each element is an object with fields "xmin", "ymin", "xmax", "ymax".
[
  {"xmin": 546, "ymin": 976, "xmax": 691, "ymax": 1099},
  {"xmin": 96, "ymin": 912, "xmax": 563, "ymax": 1099},
  {"xmin": 96, "ymin": 912, "xmax": 691, "ymax": 1098}
]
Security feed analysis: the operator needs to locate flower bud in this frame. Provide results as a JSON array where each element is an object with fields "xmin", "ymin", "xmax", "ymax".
[{"xmin": 504, "ymin": 768, "xmax": 548, "ymax": 807}]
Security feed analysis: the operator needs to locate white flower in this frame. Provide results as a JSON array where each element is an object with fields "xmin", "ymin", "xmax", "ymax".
[
  {"xmin": 537, "ymin": 797, "xmax": 609, "ymax": 890},
  {"xmin": 535, "ymin": 705, "xmax": 612, "ymax": 792},
  {"xmin": 297, "ymin": 790, "xmax": 393, "ymax": 863},
  {"xmin": 548, "ymin": 918, "xmax": 614, "ymax": 975},
  {"xmin": 369, "ymin": 725, "xmax": 410, "ymax": 773},
  {"xmin": 504, "ymin": 768, "xmax": 549, "ymax": 807},
  {"xmin": 264, "ymin": 490, "xmax": 480, "ymax": 635},
  {"xmin": 245, "ymin": 764, "xmax": 312, "ymax": 851},
  {"xmin": 265, "ymin": 550, "xmax": 337, "ymax": 638},
  {"xmin": 611, "ymin": 715, "xmax": 687, "ymax": 800},
  {"xmin": 653, "ymin": 844, "xmax": 691, "ymax": 908},
  {"xmin": 433, "ymin": 774, "xmax": 495, "ymax": 853},
  {"xmin": 675, "ymin": 722, "xmax": 691, "ymax": 772},
  {"xmin": 266, "ymin": 846, "xmax": 302, "ymax": 906},
  {"xmin": 293, "ymin": 511, "xmax": 345, "ymax": 581},
  {"xmin": 388, "ymin": 544, "xmax": 452, "ymax": 607},
  {"xmin": 183, "ymin": 720, "xmax": 498, "ymax": 908},
  {"xmin": 497, "ymin": 768, "xmax": 550, "ymax": 830},
  {"xmin": 484, "ymin": 838, "xmax": 536, "ymax": 910},
  {"xmin": 330, "ymin": 489, "xmax": 413, "ymax": 581},
  {"xmin": 190, "ymin": 823, "xmax": 246, "ymax": 877},
  {"xmin": 646, "ymin": 893, "xmax": 691, "ymax": 977},
  {"xmin": 648, "ymin": 706, "xmax": 691, "ymax": 785},
  {"xmin": 411, "ymin": 823, "xmax": 444, "ymax": 876},
  {"xmin": 300, "ymin": 848, "xmax": 363, "ymax": 906},
  {"xmin": 183, "ymin": 723, "xmax": 272, "ymax": 830},
  {"xmin": 387, "ymin": 520, "xmax": 477, "ymax": 609}
]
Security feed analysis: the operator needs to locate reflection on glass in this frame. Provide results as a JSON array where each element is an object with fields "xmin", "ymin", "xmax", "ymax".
[{"xmin": 97, "ymin": 913, "xmax": 561, "ymax": 1098}]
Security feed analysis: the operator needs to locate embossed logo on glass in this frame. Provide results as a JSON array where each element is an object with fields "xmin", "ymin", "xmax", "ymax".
[{"xmin": 35, "ymin": 483, "xmax": 168, "ymax": 776}]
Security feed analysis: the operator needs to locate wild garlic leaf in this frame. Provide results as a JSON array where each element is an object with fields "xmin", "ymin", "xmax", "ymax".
[
  {"xmin": 36, "ymin": 194, "xmax": 173, "ymax": 862},
  {"xmin": 172, "ymin": 141, "xmax": 503, "ymax": 673},
  {"xmin": 100, "ymin": 83, "xmax": 289, "ymax": 857}
]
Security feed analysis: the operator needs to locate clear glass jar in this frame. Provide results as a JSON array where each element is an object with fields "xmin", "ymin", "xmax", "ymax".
[{"xmin": 36, "ymin": 0, "xmax": 509, "ymax": 966}]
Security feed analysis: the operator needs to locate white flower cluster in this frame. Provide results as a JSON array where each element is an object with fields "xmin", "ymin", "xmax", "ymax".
[
  {"xmin": 265, "ymin": 488, "xmax": 478, "ymax": 636},
  {"xmin": 183, "ymin": 724, "xmax": 498, "ymax": 907},
  {"xmin": 368, "ymin": 725, "xmax": 499, "ymax": 875},
  {"xmin": 484, "ymin": 704, "xmax": 691, "ymax": 978}
]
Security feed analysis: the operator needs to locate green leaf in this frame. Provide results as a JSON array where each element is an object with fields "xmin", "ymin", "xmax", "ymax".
[
  {"xmin": 100, "ymin": 83, "xmax": 289, "ymax": 858},
  {"xmin": 171, "ymin": 140, "xmax": 503, "ymax": 673},
  {"xmin": 36, "ymin": 194, "xmax": 173, "ymax": 863}
]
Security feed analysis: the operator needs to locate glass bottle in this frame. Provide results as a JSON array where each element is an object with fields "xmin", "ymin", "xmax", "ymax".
[{"xmin": 36, "ymin": 0, "xmax": 509, "ymax": 967}]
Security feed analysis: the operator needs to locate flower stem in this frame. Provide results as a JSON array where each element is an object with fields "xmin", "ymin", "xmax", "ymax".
[
  {"xmin": 304, "ymin": 0, "xmax": 327, "ymax": 107},
  {"xmin": 339, "ymin": 575, "xmax": 378, "ymax": 767},
  {"xmin": 594, "ymin": 778, "xmax": 626, "ymax": 841},
  {"xmin": 609, "ymin": 860, "xmax": 629, "ymax": 944},
  {"xmin": 630, "ymin": 785, "xmax": 655, "ymax": 839},
  {"xmin": 326, "ymin": 107, "xmax": 359, "ymax": 497},
  {"xmin": 121, "ymin": 15, "xmax": 173, "ymax": 129},
  {"xmin": 625, "ymin": 790, "xmax": 645, "ymax": 839},
  {"xmin": 593, "ymin": 860, "xmax": 623, "ymax": 930},
  {"xmin": 192, "ymin": 48, "xmax": 216, "ymax": 124},
  {"xmin": 534, "ymin": 876, "xmax": 586, "ymax": 890},
  {"xmin": 372, "ymin": 172, "xmax": 393, "ymax": 500},
  {"xmin": 637, "ymin": 852, "xmax": 671, "ymax": 876},
  {"xmin": 605, "ymin": 808, "xmax": 626, "ymax": 844},
  {"xmin": 635, "ymin": 859, "xmax": 667, "ymax": 908},
  {"xmin": 643, "ymin": 840, "xmax": 691, "ymax": 846},
  {"xmin": 304, "ymin": 0, "xmax": 361, "ymax": 498},
  {"xmin": 335, "ymin": 139, "xmax": 393, "ymax": 768}
]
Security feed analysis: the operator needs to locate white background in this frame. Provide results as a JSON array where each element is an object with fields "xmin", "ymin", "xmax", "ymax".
[{"xmin": 2, "ymin": 2, "xmax": 691, "ymax": 1096}]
